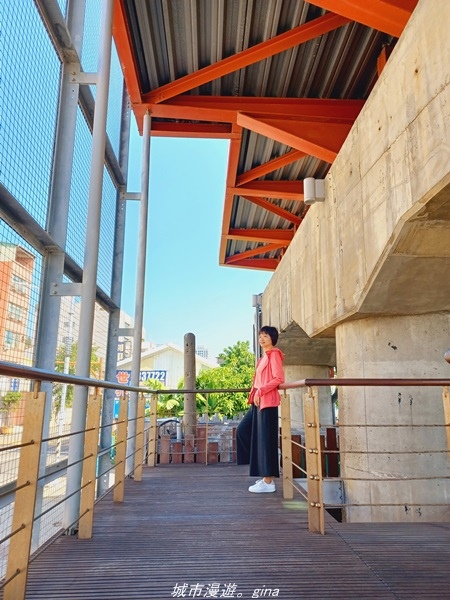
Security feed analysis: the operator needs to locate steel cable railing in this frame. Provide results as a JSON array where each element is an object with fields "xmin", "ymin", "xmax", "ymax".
[{"xmin": 0, "ymin": 359, "xmax": 449, "ymax": 598}]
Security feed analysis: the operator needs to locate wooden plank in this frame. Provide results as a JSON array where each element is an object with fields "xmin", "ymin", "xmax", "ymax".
[
  {"xmin": 18, "ymin": 464, "xmax": 450, "ymax": 600},
  {"xmin": 281, "ymin": 392, "xmax": 294, "ymax": 500},
  {"xmin": 78, "ymin": 393, "xmax": 102, "ymax": 539},
  {"xmin": 4, "ymin": 390, "xmax": 45, "ymax": 600},
  {"xmin": 113, "ymin": 395, "xmax": 128, "ymax": 503},
  {"xmin": 146, "ymin": 394, "xmax": 158, "ymax": 467},
  {"xmin": 303, "ymin": 386, "xmax": 324, "ymax": 534},
  {"xmin": 133, "ymin": 394, "xmax": 145, "ymax": 481}
]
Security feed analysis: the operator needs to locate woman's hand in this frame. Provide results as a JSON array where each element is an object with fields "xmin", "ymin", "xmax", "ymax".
[{"xmin": 254, "ymin": 394, "xmax": 260, "ymax": 407}]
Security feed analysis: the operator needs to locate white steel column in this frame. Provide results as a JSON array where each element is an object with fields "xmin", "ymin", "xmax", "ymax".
[
  {"xmin": 98, "ymin": 83, "xmax": 131, "ymax": 495},
  {"xmin": 32, "ymin": 0, "xmax": 86, "ymax": 549},
  {"xmin": 126, "ymin": 112, "xmax": 151, "ymax": 475},
  {"xmin": 63, "ymin": 0, "xmax": 114, "ymax": 530}
]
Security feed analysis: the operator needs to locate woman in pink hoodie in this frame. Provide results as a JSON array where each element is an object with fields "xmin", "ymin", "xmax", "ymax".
[{"xmin": 236, "ymin": 326, "xmax": 285, "ymax": 493}]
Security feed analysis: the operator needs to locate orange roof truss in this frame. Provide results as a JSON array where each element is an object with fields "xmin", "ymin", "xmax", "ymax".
[{"xmin": 112, "ymin": 0, "xmax": 418, "ymax": 270}]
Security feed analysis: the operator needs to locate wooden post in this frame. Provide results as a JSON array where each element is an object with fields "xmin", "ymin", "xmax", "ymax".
[
  {"xmin": 78, "ymin": 392, "xmax": 102, "ymax": 539},
  {"xmin": 4, "ymin": 387, "xmax": 45, "ymax": 600},
  {"xmin": 146, "ymin": 394, "xmax": 158, "ymax": 467},
  {"xmin": 133, "ymin": 393, "xmax": 145, "ymax": 481},
  {"xmin": 281, "ymin": 392, "xmax": 294, "ymax": 500},
  {"xmin": 443, "ymin": 387, "xmax": 450, "ymax": 457},
  {"xmin": 303, "ymin": 386, "xmax": 325, "ymax": 534},
  {"xmin": 113, "ymin": 394, "xmax": 128, "ymax": 503}
]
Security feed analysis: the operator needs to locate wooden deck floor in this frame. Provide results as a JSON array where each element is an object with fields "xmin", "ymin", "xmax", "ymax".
[{"xmin": 19, "ymin": 464, "xmax": 450, "ymax": 599}]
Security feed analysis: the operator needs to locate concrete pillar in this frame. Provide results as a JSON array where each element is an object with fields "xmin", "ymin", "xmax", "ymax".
[
  {"xmin": 336, "ymin": 313, "xmax": 450, "ymax": 522},
  {"xmin": 284, "ymin": 365, "xmax": 333, "ymax": 430}
]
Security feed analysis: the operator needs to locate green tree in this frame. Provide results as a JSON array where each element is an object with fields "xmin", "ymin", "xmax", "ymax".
[
  {"xmin": 196, "ymin": 340, "xmax": 255, "ymax": 418},
  {"xmin": 53, "ymin": 343, "xmax": 101, "ymax": 414},
  {"xmin": 0, "ymin": 391, "xmax": 22, "ymax": 428},
  {"xmin": 144, "ymin": 377, "xmax": 183, "ymax": 418},
  {"xmin": 217, "ymin": 340, "xmax": 255, "ymax": 370}
]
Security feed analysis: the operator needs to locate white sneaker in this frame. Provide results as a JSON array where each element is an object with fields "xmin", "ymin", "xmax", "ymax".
[{"xmin": 248, "ymin": 479, "xmax": 276, "ymax": 493}]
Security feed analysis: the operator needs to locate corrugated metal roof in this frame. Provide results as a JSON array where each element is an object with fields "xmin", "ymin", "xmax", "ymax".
[{"xmin": 113, "ymin": 0, "xmax": 417, "ymax": 270}]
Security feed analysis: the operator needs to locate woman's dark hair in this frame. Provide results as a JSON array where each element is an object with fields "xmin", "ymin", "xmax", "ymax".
[{"xmin": 259, "ymin": 325, "xmax": 279, "ymax": 346}]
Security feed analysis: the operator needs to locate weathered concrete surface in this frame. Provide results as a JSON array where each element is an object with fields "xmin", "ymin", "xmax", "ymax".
[
  {"xmin": 337, "ymin": 313, "xmax": 450, "ymax": 522},
  {"xmin": 275, "ymin": 322, "xmax": 336, "ymax": 366},
  {"xmin": 263, "ymin": 0, "xmax": 450, "ymax": 342}
]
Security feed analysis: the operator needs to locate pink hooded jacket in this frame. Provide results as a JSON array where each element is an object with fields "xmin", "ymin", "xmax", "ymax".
[{"xmin": 248, "ymin": 347, "xmax": 285, "ymax": 410}]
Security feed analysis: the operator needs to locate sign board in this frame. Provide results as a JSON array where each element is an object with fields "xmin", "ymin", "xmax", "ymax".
[
  {"xmin": 115, "ymin": 369, "xmax": 167, "ymax": 387},
  {"xmin": 114, "ymin": 370, "xmax": 167, "ymax": 417}
]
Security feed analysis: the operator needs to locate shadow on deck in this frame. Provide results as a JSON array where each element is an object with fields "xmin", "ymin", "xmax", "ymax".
[{"xmin": 21, "ymin": 464, "xmax": 450, "ymax": 599}]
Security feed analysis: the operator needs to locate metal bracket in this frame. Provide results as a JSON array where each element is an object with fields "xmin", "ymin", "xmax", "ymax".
[
  {"xmin": 66, "ymin": 68, "xmax": 98, "ymax": 85},
  {"xmin": 120, "ymin": 191, "xmax": 141, "ymax": 202},
  {"xmin": 118, "ymin": 328, "xmax": 134, "ymax": 337},
  {"xmin": 51, "ymin": 282, "xmax": 82, "ymax": 296}
]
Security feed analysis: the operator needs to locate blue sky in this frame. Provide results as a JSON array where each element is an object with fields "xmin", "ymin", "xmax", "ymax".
[{"xmin": 122, "ymin": 128, "xmax": 271, "ymax": 361}]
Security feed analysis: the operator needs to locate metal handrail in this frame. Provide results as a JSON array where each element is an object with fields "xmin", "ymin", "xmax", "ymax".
[
  {"xmin": 280, "ymin": 378, "xmax": 450, "ymax": 388},
  {"xmin": 1, "ymin": 360, "xmax": 449, "ymax": 393}
]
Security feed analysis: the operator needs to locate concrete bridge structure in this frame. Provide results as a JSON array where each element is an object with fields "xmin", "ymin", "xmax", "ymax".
[{"xmin": 263, "ymin": 0, "xmax": 450, "ymax": 521}]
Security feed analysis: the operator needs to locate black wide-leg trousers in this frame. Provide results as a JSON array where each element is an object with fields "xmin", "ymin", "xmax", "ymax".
[{"xmin": 236, "ymin": 405, "xmax": 279, "ymax": 478}]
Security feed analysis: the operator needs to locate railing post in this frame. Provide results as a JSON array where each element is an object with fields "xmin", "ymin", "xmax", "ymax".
[
  {"xmin": 303, "ymin": 386, "xmax": 325, "ymax": 534},
  {"xmin": 4, "ymin": 385, "xmax": 45, "ymax": 600},
  {"xmin": 443, "ymin": 386, "xmax": 450, "ymax": 454},
  {"xmin": 78, "ymin": 392, "xmax": 102, "ymax": 539},
  {"xmin": 133, "ymin": 393, "xmax": 145, "ymax": 481},
  {"xmin": 281, "ymin": 391, "xmax": 294, "ymax": 500},
  {"xmin": 147, "ymin": 394, "xmax": 158, "ymax": 467},
  {"xmin": 114, "ymin": 393, "xmax": 128, "ymax": 503}
]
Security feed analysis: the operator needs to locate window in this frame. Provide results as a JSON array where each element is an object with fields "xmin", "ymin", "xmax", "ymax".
[
  {"xmin": 7, "ymin": 302, "xmax": 24, "ymax": 321},
  {"xmin": 4, "ymin": 331, "xmax": 20, "ymax": 349},
  {"xmin": 11, "ymin": 274, "xmax": 28, "ymax": 294}
]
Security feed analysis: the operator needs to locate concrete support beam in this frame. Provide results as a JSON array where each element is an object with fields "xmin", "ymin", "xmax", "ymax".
[
  {"xmin": 337, "ymin": 313, "xmax": 450, "ymax": 522},
  {"xmin": 263, "ymin": 0, "xmax": 450, "ymax": 340}
]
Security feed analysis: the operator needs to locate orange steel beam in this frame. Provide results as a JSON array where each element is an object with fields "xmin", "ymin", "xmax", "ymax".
[
  {"xmin": 228, "ymin": 229, "xmax": 294, "ymax": 243},
  {"xmin": 224, "ymin": 258, "xmax": 279, "ymax": 271},
  {"xmin": 236, "ymin": 150, "xmax": 306, "ymax": 187},
  {"xmin": 230, "ymin": 181, "xmax": 304, "ymax": 201},
  {"xmin": 112, "ymin": 0, "xmax": 142, "ymax": 105},
  {"xmin": 151, "ymin": 122, "xmax": 233, "ymax": 139},
  {"xmin": 237, "ymin": 114, "xmax": 353, "ymax": 163},
  {"xmin": 141, "ymin": 96, "xmax": 364, "ymax": 123},
  {"xmin": 241, "ymin": 196, "xmax": 302, "ymax": 226},
  {"xmin": 144, "ymin": 13, "xmax": 350, "ymax": 104},
  {"xmin": 226, "ymin": 243, "xmax": 287, "ymax": 264},
  {"xmin": 307, "ymin": 0, "xmax": 418, "ymax": 38},
  {"xmin": 219, "ymin": 125, "xmax": 242, "ymax": 265},
  {"xmin": 377, "ymin": 45, "xmax": 394, "ymax": 77}
]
